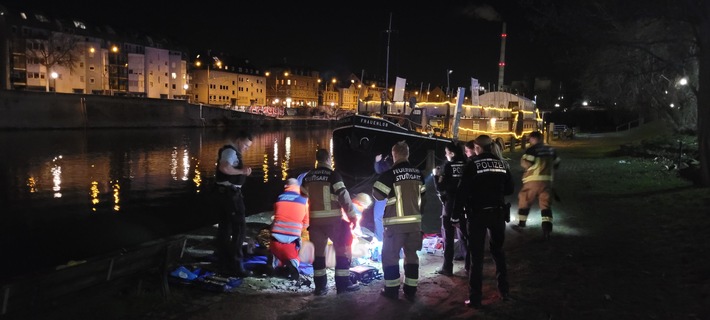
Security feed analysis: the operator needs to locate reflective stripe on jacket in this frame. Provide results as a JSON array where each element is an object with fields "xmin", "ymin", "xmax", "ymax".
[
  {"xmin": 373, "ymin": 161, "xmax": 425, "ymax": 231},
  {"xmin": 301, "ymin": 165, "xmax": 357, "ymax": 222},
  {"xmin": 272, "ymin": 184, "xmax": 309, "ymax": 237},
  {"xmin": 521, "ymin": 143, "xmax": 560, "ymax": 183}
]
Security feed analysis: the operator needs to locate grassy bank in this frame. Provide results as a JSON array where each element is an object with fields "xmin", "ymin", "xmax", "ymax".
[{"xmin": 500, "ymin": 122, "xmax": 710, "ymax": 319}]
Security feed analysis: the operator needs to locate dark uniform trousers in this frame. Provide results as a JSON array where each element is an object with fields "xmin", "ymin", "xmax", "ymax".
[
  {"xmin": 216, "ymin": 186, "xmax": 247, "ymax": 272},
  {"xmin": 467, "ymin": 207, "xmax": 509, "ymax": 302},
  {"xmin": 442, "ymin": 201, "xmax": 469, "ymax": 272}
]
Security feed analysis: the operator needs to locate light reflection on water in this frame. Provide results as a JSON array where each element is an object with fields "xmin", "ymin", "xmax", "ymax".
[{"xmin": 0, "ymin": 127, "xmax": 332, "ymax": 281}]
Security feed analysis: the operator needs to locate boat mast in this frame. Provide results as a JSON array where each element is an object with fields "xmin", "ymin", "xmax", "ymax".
[{"xmin": 381, "ymin": 13, "xmax": 393, "ymax": 115}]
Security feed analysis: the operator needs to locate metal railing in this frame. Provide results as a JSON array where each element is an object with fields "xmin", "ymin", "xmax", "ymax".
[{"xmin": 616, "ymin": 118, "xmax": 644, "ymax": 131}]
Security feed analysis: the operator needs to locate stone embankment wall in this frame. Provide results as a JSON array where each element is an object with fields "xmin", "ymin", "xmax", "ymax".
[{"xmin": 0, "ymin": 90, "xmax": 333, "ymax": 129}]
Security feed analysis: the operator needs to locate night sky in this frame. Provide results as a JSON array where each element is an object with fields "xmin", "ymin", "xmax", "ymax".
[{"xmin": 4, "ymin": 1, "xmax": 558, "ymax": 91}]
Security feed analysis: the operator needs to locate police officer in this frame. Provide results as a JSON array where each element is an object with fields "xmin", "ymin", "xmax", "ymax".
[
  {"xmin": 434, "ymin": 141, "xmax": 468, "ymax": 276},
  {"xmin": 300, "ymin": 149, "xmax": 360, "ymax": 295},
  {"xmin": 214, "ymin": 130, "xmax": 254, "ymax": 278},
  {"xmin": 452, "ymin": 135, "xmax": 514, "ymax": 308},
  {"xmin": 373, "ymin": 141, "xmax": 425, "ymax": 301}
]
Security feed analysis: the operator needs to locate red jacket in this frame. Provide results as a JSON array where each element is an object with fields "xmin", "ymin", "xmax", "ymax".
[{"xmin": 272, "ymin": 184, "xmax": 309, "ymax": 237}]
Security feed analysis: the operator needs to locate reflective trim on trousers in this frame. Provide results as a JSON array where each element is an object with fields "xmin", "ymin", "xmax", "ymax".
[
  {"xmin": 385, "ymin": 279, "xmax": 400, "ymax": 288},
  {"xmin": 404, "ymin": 277, "xmax": 418, "ymax": 287},
  {"xmin": 335, "ymin": 269, "xmax": 350, "ymax": 277},
  {"xmin": 383, "ymin": 215, "xmax": 422, "ymax": 225}
]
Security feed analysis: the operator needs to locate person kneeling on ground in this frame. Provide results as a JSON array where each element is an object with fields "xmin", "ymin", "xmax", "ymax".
[{"xmin": 269, "ymin": 178, "xmax": 310, "ymax": 283}]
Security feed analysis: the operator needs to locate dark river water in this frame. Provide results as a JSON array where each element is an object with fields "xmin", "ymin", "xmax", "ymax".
[
  {"xmin": 0, "ymin": 126, "xmax": 442, "ymax": 282},
  {"xmin": 0, "ymin": 127, "xmax": 341, "ymax": 281}
]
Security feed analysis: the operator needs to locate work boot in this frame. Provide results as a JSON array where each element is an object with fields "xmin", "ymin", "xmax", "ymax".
[
  {"xmin": 313, "ymin": 274, "xmax": 328, "ymax": 295},
  {"xmin": 337, "ymin": 283, "xmax": 360, "ymax": 294},
  {"xmin": 235, "ymin": 262, "xmax": 253, "ymax": 278},
  {"xmin": 404, "ymin": 292, "xmax": 416, "ymax": 302},
  {"xmin": 287, "ymin": 264, "xmax": 300, "ymax": 279},
  {"xmin": 380, "ymin": 287, "xmax": 398, "ymax": 299},
  {"xmin": 287, "ymin": 264, "xmax": 300, "ymax": 284},
  {"xmin": 511, "ymin": 220, "xmax": 526, "ymax": 232},
  {"xmin": 542, "ymin": 222, "xmax": 552, "ymax": 240},
  {"xmin": 313, "ymin": 287, "xmax": 329, "ymax": 296},
  {"xmin": 403, "ymin": 285, "xmax": 416, "ymax": 302},
  {"xmin": 435, "ymin": 268, "xmax": 453, "ymax": 276},
  {"xmin": 516, "ymin": 208, "xmax": 530, "ymax": 230}
]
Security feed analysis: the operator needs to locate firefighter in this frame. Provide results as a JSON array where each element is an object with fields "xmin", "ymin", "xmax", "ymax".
[
  {"xmin": 516, "ymin": 131, "xmax": 561, "ymax": 240},
  {"xmin": 373, "ymin": 141, "xmax": 425, "ymax": 301},
  {"xmin": 300, "ymin": 149, "xmax": 360, "ymax": 295}
]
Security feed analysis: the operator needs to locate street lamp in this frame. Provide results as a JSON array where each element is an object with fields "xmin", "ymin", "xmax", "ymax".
[
  {"xmin": 266, "ymin": 71, "xmax": 289, "ymax": 106},
  {"xmin": 660, "ymin": 74, "xmax": 689, "ymax": 88},
  {"xmin": 195, "ymin": 57, "xmax": 207, "ymax": 104},
  {"xmin": 446, "ymin": 69, "xmax": 453, "ymax": 100},
  {"xmin": 283, "ymin": 72, "xmax": 289, "ymax": 105},
  {"xmin": 196, "ymin": 53, "xmax": 216, "ymax": 105},
  {"xmin": 660, "ymin": 75, "xmax": 689, "ymax": 109},
  {"xmin": 109, "ymin": 45, "xmax": 119, "ymax": 96},
  {"xmin": 265, "ymin": 71, "xmax": 272, "ymax": 105},
  {"xmin": 50, "ymin": 71, "xmax": 58, "ymax": 92}
]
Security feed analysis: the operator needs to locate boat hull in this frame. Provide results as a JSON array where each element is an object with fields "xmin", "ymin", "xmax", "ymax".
[{"xmin": 332, "ymin": 115, "xmax": 451, "ymax": 186}]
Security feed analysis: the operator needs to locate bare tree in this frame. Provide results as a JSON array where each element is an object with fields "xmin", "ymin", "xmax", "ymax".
[
  {"xmin": 579, "ymin": 17, "xmax": 697, "ymax": 131},
  {"xmin": 690, "ymin": 0, "xmax": 710, "ymax": 187},
  {"xmin": 513, "ymin": 0, "xmax": 710, "ymax": 186},
  {"xmin": 26, "ymin": 31, "xmax": 81, "ymax": 92}
]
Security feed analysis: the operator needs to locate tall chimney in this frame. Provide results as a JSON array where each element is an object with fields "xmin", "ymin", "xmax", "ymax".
[{"xmin": 497, "ymin": 22, "xmax": 507, "ymax": 92}]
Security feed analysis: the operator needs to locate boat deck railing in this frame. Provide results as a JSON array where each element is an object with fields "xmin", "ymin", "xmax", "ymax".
[{"xmin": 382, "ymin": 114, "xmax": 424, "ymax": 132}]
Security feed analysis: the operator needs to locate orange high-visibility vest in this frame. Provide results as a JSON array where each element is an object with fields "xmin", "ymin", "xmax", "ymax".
[{"xmin": 272, "ymin": 184, "xmax": 309, "ymax": 237}]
